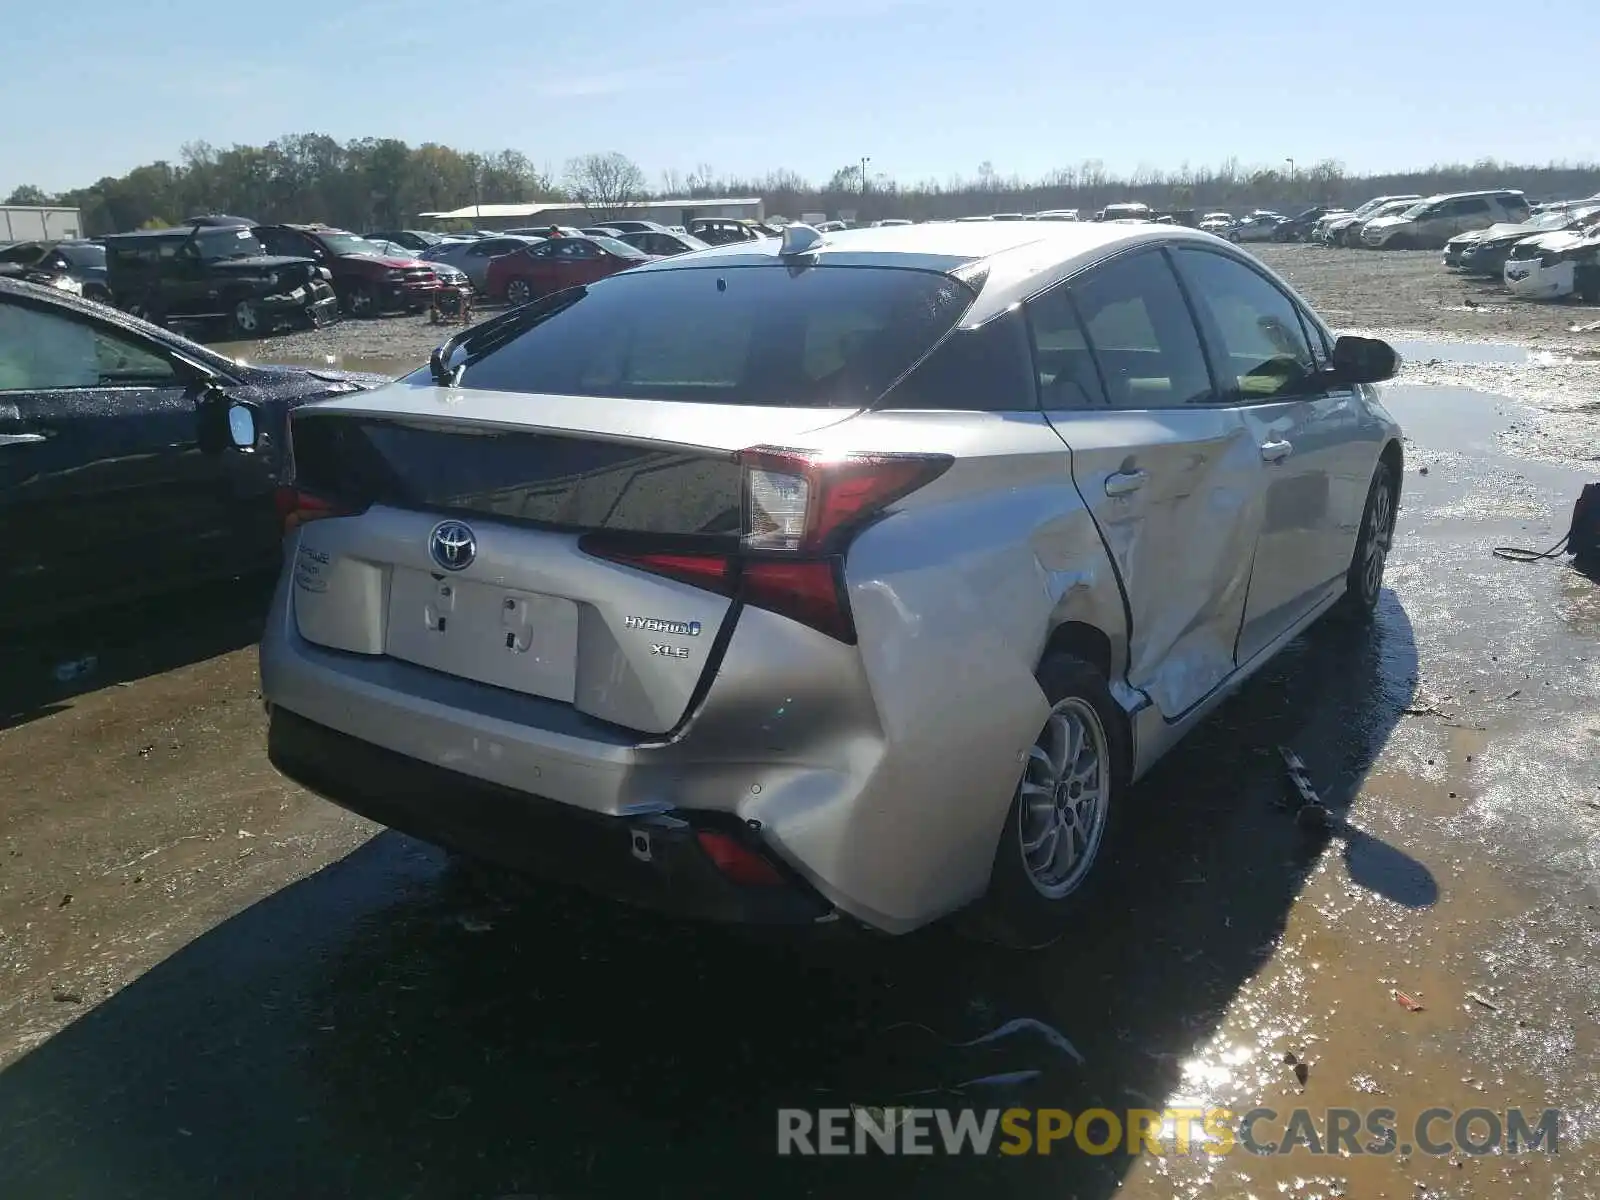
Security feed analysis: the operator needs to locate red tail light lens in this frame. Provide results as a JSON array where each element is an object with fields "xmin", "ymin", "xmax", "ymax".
[
  {"xmin": 582, "ymin": 446, "xmax": 949, "ymax": 643},
  {"xmin": 578, "ymin": 549, "xmax": 735, "ymax": 596},
  {"xmin": 741, "ymin": 558, "xmax": 853, "ymax": 642},
  {"xmin": 695, "ymin": 830, "xmax": 786, "ymax": 887},
  {"xmin": 274, "ymin": 486, "xmax": 358, "ymax": 534}
]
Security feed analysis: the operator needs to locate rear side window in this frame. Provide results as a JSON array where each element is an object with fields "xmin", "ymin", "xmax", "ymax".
[
  {"xmin": 455, "ymin": 265, "xmax": 974, "ymax": 408},
  {"xmin": 1025, "ymin": 285, "xmax": 1108, "ymax": 409},
  {"xmin": 1171, "ymin": 249, "xmax": 1316, "ymax": 401},
  {"xmin": 1068, "ymin": 250, "xmax": 1214, "ymax": 409},
  {"xmin": 880, "ymin": 307, "xmax": 1037, "ymax": 411}
]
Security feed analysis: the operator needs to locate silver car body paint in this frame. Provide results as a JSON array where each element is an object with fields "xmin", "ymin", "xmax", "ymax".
[{"xmin": 259, "ymin": 220, "xmax": 1403, "ymax": 933}]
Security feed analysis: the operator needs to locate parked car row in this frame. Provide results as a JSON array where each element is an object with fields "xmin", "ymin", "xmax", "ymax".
[
  {"xmin": 1444, "ymin": 202, "xmax": 1600, "ymax": 302},
  {"xmin": 1309, "ymin": 191, "xmax": 1533, "ymax": 250}
]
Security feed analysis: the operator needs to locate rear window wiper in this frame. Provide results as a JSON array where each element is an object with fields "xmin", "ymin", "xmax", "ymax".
[{"xmin": 429, "ymin": 287, "xmax": 588, "ymax": 386}]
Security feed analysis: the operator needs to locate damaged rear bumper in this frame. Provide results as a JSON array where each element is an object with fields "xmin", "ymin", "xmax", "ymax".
[{"xmin": 267, "ymin": 705, "xmax": 840, "ymax": 928}]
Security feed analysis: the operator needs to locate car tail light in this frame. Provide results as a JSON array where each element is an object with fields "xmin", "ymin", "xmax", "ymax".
[
  {"xmin": 695, "ymin": 830, "xmax": 786, "ymax": 887},
  {"xmin": 582, "ymin": 446, "xmax": 950, "ymax": 643},
  {"xmin": 274, "ymin": 486, "xmax": 361, "ymax": 534}
]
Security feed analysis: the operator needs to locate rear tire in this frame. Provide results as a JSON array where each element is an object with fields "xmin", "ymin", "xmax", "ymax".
[
  {"xmin": 1331, "ymin": 460, "xmax": 1397, "ymax": 624},
  {"xmin": 229, "ymin": 298, "xmax": 262, "ymax": 338},
  {"xmin": 967, "ymin": 654, "xmax": 1130, "ymax": 950}
]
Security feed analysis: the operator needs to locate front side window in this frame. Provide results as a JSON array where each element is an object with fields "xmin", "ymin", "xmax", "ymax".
[
  {"xmin": 1172, "ymin": 249, "xmax": 1315, "ymax": 401},
  {"xmin": 452, "ymin": 265, "xmax": 974, "ymax": 408},
  {"xmin": 1066, "ymin": 250, "xmax": 1213, "ymax": 409},
  {"xmin": 0, "ymin": 301, "xmax": 175, "ymax": 391}
]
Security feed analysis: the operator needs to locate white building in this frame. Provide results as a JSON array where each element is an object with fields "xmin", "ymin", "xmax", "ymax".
[
  {"xmin": 0, "ymin": 206, "xmax": 83, "ymax": 241},
  {"xmin": 416, "ymin": 197, "xmax": 764, "ymax": 230}
]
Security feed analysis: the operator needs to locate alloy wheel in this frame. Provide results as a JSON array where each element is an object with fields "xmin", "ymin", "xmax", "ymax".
[
  {"xmin": 1016, "ymin": 697, "xmax": 1111, "ymax": 899},
  {"xmin": 506, "ymin": 279, "xmax": 531, "ymax": 305},
  {"xmin": 234, "ymin": 300, "xmax": 259, "ymax": 334},
  {"xmin": 1363, "ymin": 483, "xmax": 1394, "ymax": 600}
]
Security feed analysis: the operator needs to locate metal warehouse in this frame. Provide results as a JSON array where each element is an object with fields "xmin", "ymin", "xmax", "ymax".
[{"xmin": 0, "ymin": 205, "xmax": 84, "ymax": 241}]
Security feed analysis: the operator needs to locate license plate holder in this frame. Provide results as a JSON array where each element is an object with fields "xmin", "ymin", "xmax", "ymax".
[{"xmin": 385, "ymin": 568, "xmax": 579, "ymax": 701}]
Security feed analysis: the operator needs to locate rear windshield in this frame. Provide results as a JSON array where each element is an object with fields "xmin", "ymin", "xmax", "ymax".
[{"xmin": 450, "ymin": 264, "xmax": 975, "ymax": 407}]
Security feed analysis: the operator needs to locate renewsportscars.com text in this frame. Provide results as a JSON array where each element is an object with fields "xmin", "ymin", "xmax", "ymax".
[{"xmin": 777, "ymin": 1106, "xmax": 1562, "ymax": 1157}]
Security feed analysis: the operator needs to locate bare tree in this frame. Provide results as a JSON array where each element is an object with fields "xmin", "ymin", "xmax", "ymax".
[
  {"xmin": 686, "ymin": 162, "xmax": 719, "ymax": 197},
  {"xmin": 564, "ymin": 152, "xmax": 647, "ymax": 214}
]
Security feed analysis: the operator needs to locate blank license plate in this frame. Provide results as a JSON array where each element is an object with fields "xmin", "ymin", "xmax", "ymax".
[{"xmin": 385, "ymin": 568, "xmax": 579, "ymax": 701}]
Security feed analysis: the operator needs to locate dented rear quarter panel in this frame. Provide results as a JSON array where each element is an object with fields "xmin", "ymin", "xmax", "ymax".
[{"xmin": 792, "ymin": 407, "xmax": 1128, "ymax": 923}]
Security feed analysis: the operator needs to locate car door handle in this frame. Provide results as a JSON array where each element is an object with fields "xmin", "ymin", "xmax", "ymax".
[
  {"xmin": 1260, "ymin": 439, "xmax": 1294, "ymax": 463},
  {"xmin": 0, "ymin": 433, "xmax": 47, "ymax": 447},
  {"xmin": 1104, "ymin": 469, "xmax": 1148, "ymax": 497}
]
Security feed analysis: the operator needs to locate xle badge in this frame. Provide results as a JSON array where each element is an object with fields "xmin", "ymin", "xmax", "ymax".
[{"xmin": 651, "ymin": 643, "xmax": 691, "ymax": 659}]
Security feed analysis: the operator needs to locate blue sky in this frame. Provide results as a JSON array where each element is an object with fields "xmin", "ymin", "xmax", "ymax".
[{"xmin": 4, "ymin": 0, "xmax": 1597, "ymax": 197}]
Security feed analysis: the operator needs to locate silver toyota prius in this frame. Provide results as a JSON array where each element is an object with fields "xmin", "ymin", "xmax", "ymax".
[{"xmin": 254, "ymin": 220, "xmax": 1403, "ymax": 947}]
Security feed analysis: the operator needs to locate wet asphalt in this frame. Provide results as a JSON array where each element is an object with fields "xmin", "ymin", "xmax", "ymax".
[{"xmin": 0, "ymin": 374, "xmax": 1597, "ymax": 1199}]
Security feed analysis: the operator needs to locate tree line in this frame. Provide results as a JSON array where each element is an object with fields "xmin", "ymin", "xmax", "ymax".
[{"xmin": 8, "ymin": 136, "xmax": 1600, "ymax": 235}]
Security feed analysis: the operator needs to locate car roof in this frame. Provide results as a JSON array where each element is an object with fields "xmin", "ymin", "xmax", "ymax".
[
  {"xmin": 630, "ymin": 220, "xmax": 1240, "ymax": 325},
  {"xmin": 104, "ymin": 225, "xmax": 206, "ymax": 240}
]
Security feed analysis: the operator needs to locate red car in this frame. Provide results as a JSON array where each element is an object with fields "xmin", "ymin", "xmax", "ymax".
[
  {"xmin": 485, "ymin": 235, "xmax": 654, "ymax": 304},
  {"xmin": 255, "ymin": 224, "xmax": 442, "ymax": 317}
]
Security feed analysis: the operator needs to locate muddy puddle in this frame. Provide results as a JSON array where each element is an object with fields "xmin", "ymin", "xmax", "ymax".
[
  {"xmin": 215, "ymin": 343, "xmax": 423, "ymax": 379},
  {"xmin": 1346, "ymin": 334, "xmax": 1600, "ymax": 465}
]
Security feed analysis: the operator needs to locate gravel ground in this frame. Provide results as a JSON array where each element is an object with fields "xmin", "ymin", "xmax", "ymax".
[
  {"xmin": 1256, "ymin": 244, "xmax": 1600, "ymax": 346},
  {"xmin": 216, "ymin": 242, "xmax": 1600, "ymax": 376}
]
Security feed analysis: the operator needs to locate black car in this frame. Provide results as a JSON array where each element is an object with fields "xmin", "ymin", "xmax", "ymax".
[
  {"xmin": 0, "ymin": 277, "xmax": 383, "ymax": 625},
  {"xmin": 1272, "ymin": 207, "xmax": 1332, "ymax": 242},
  {"xmin": 0, "ymin": 240, "xmax": 111, "ymax": 302},
  {"xmin": 103, "ymin": 222, "xmax": 340, "ymax": 337}
]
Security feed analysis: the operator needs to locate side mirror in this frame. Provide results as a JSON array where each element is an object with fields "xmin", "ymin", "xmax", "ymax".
[
  {"xmin": 196, "ymin": 386, "xmax": 260, "ymax": 454},
  {"xmin": 227, "ymin": 401, "xmax": 260, "ymax": 450},
  {"xmin": 1329, "ymin": 335, "xmax": 1400, "ymax": 385}
]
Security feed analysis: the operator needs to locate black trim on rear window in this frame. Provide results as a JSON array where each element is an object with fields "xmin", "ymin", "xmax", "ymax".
[{"xmin": 291, "ymin": 415, "xmax": 745, "ymax": 538}]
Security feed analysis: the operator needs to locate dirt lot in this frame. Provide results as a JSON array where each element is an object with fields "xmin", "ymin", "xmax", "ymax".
[{"xmin": 1, "ymin": 240, "xmax": 1598, "ymax": 1199}]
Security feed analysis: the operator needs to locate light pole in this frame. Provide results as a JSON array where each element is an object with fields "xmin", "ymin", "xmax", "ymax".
[
  {"xmin": 860, "ymin": 156, "xmax": 871, "ymax": 194},
  {"xmin": 1285, "ymin": 158, "xmax": 1296, "ymax": 182}
]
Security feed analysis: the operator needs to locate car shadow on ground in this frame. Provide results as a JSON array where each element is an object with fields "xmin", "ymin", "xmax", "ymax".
[
  {"xmin": 0, "ymin": 573, "xmax": 277, "ymax": 733},
  {"xmin": 0, "ymin": 595, "xmax": 1425, "ymax": 1200}
]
